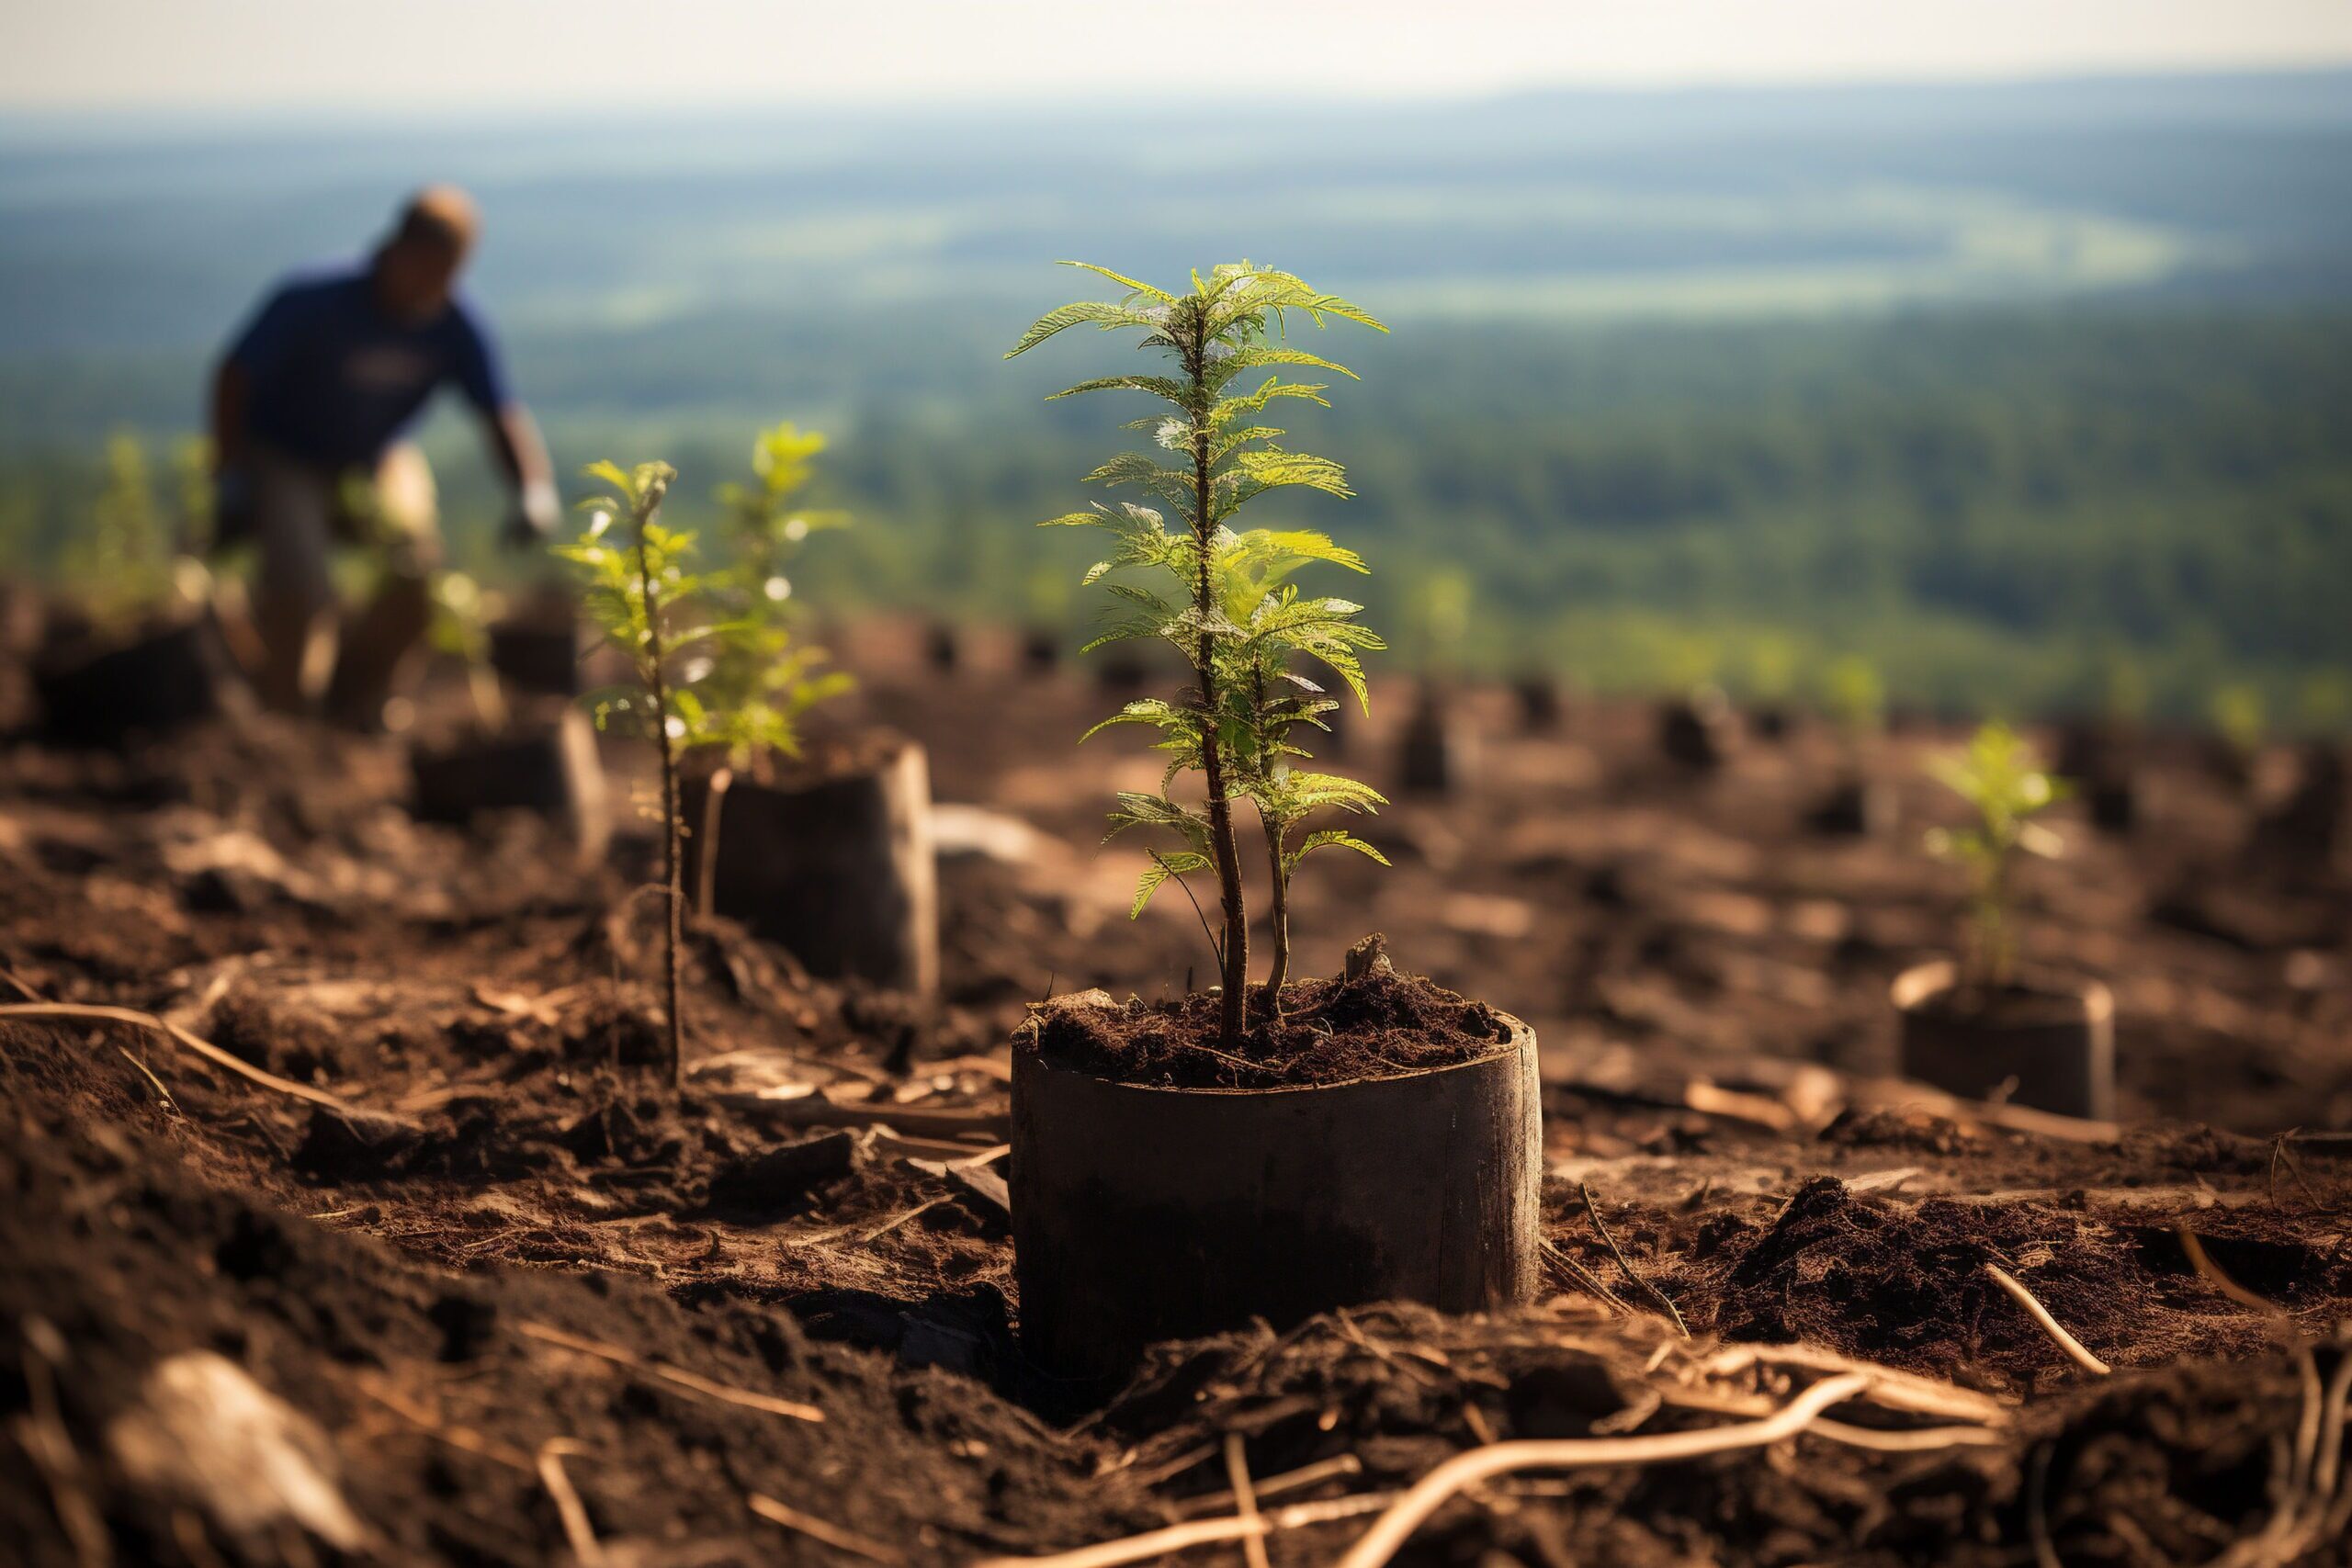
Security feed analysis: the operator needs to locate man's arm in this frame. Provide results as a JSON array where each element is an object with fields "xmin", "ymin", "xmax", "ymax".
[
  {"xmin": 451, "ymin": 299, "xmax": 558, "ymax": 544},
  {"xmin": 487, "ymin": 400, "xmax": 560, "ymax": 544}
]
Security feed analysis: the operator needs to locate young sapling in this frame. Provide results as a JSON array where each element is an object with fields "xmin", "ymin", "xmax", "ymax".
[
  {"xmin": 70, "ymin": 432, "xmax": 202, "ymax": 632},
  {"xmin": 555, "ymin": 460, "xmax": 697, "ymax": 1085},
  {"xmin": 688, "ymin": 423, "xmax": 854, "ymax": 907},
  {"xmin": 696, "ymin": 422, "xmax": 854, "ymax": 770},
  {"xmin": 1821, "ymin": 655, "xmax": 1885, "ymax": 752},
  {"xmin": 1924, "ymin": 721, "xmax": 2067, "ymax": 991},
  {"xmin": 1010, "ymin": 263, "xmax": 1391, "ymax": 1041},
  {"xmin": 424, "ymin": 570, "xmax": 508, "ymax": 733},
  {"xmin": 555, "ymin": 441, "xmax": 855, "ymax": 1080}
]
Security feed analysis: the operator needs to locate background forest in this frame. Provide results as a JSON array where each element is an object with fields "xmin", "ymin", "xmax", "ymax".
[{"xmin": 4, "ymin": 70, "xmax": 2349, "ymax": 725}]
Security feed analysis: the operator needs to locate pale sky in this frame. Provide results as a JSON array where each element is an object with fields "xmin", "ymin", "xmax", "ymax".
[{"xmin": 4, "ymin": 0, "xmax": 2351, "ymax": 115}]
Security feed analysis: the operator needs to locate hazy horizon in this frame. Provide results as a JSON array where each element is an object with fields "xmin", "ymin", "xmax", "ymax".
[{"xmin": 6, "ymin": 0, "xmax": 2352, "ymax": 116}]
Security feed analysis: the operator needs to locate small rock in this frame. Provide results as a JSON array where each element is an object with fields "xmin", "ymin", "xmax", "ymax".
[
  {"xmin": 1343, "ymin": 933, "xmax": 1394, "ymax": 984},
  {"xmin": 106, "ymin": 1350, "xmax": 367, "ymax": 1551},
  {"xmin": 708, "ymin": 1130, "xmax": 865, "ymax": 1214}
]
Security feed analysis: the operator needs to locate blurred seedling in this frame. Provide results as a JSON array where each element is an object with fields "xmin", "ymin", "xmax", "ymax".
[
  {"xmin": 1923, "ymin": 721, "xmax": 2067, "ymax": 990},
  {"xmin": 695, "ymin": 421, "xmax": 854, "ymax": 771},
  {"xmin": 554, "ymin": 460, "xmax": 699, "ymax": 1086},
  {"xmin": 69, "ymin": 432, "xmax": 204, "ymax": 634},
  {"xmin": 1820, "ymin": 654, "xmax": 1886, "ymax": 752},
  {"xmin": 424, "ymin": 570, "xmax": 509, "ymax": 732},
  {"xmin": 689, "ymin": 423, "xmax": 855, "ymax": 908}
]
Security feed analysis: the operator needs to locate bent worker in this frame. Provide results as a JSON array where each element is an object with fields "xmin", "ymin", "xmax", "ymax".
[{"xmin": 209, "ymin": 185, "xmax": 559, "ymax": 726}]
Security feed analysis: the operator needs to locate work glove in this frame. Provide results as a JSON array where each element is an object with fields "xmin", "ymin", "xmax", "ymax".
[{"xmin": 503, "ymin": 477, "xmax": 561, "ymax": 549}]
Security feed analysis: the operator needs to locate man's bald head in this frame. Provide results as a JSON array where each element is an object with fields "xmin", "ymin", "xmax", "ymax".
[
  {"xmin": 372, "ymin": 186, "xmax": 479, "ymax": 321},
  {"xmin": 390, "ymin": 186, "xmax": 480, "ymax": 258}
]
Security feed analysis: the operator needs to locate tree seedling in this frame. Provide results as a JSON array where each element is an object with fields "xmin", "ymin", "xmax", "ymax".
[
  {"xmin": 688, "ymin": 423, "xmax": 854, "ymax": 909},
  {"xmin": 1924, "ymin": 721, "xmax": 2067, "ymax": 991},
  {"xmin": 554, "ymin": 437, "xmax": 854, "ymax": 1084},
  {"xmin": 1009, "ymin": 262, "xmax": 1391, "ymax": 1042},
  {"xmin": 424, "ymin": 570, "xmax": 508, "ymax": 733},
  {"xmin": 697, "ymin": 422, "xmax": 854, "ymax": 770},
  {"xmin": 555, "ymin": 460, "xmax": 698, "ymax": 1085},
  {"xmin": 1820, "ymin": 654, "xmax": 1886, "ymax": 751},
  {"xmin": 68, "ymin": 432, "xmax": 200, "ymax": 633}
]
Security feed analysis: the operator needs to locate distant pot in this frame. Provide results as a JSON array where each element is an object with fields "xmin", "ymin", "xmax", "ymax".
[
  {"xmin": 1399, "ymin": 696, "xmax": 1474, "ymax": 795},
  {"xmin": 1806, "ymin": 774, "xmax": 1897, "ymax": 837},
  {"xmin": 924, "ymin": 621, "xmax": 962, "ymax": 674},
  {"xmin": 1095, "ymin": 649, "xmax": 1152, "ymax": 698},
  {"xmin": 2248, "ymin": 744, "xmax": 2348, "ymax": 874},
  {"xmin": 1658, "ymin": 692, "xmax": 1739, "ymax": 772},
  {"xmin": 1011, "ymin": 1010, "xmax": 1542, "ymax": 1382},
  {"xmin": 679, "ymin": 736, "xmax": 939, "ymax": 995},
  {"xmin": 2085, "ymin": 773, "xmax": 2141, "ymax": 833},
  {"xmin": 488, "ymin": 606, "xmax": 584, "ymax": 697},
  {"xmin": 1891, "ymin": 959, "xmax": 2114, "ymax": 1122},
  {"xmin": 1511, "ymin": 673, "xmax": 1563, "ymax": 734},
  {"xmin": 34, "ymin": 614, "xmax": 230, "ymax": 747},
  {"xmin": 1020, "ymin": 626, "xmax": 1060, "ymax": 676},
  {"xmin": 408, "ymin": 706, "xmax": 608, "ymax": 863}
]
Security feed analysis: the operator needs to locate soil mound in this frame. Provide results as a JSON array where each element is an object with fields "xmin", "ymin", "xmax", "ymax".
[{"xmin": 1674, "ymin": 1175, "xmax": 2332, "ymax": 1393}]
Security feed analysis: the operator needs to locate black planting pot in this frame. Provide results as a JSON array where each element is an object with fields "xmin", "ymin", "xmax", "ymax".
[
  {"xmin": 407, "ymin": 707, "xmax": 609, "ymax": 862},
  {"xmin": 2086, "ymin": 774, "xmax": 2140, "ymax": 834},
  {"xmin": 34, "ymin": 615, "xmax": 229, "ymax": 747},
  {"xmin": 1399, "ymin": 701, "xmax": 1474, "ymax": 796},
  {"xmin": 1892, "ymin": 960, "xmax": 2115, "ymax": 1122},
  {"xmin": 1806, "ymin": 775, "xmax": 1898, "ymax": 837},
  {"xmin": 924, "ymin": 621, "xmax": 962, "ymax": 674},
  {"xmin": 1011, "ymin": 1010, "xmax": 1543, "ymax": 1384},
  {"xmin": 488, "ymin": 610, "xmax": 584, "ymax": 698},
  {"xmin": 1658, "ymin": 695, "xmax": 1740, "ymax": 771},
  {"xmin": 2248, "ymin": 744, "xmax": 2347, "ymax": 874},
  {"xmin": 1511, "ymin": 674, "xmax": 1563, "ymax": 734},
  {"xmin": 1094, "ymin": 651, "xmax": 1152, "ymax": 698},
  {"xmin": 1020, "ymin": 626, "xmax": 1060, "ymax": 675},
  {"xmin": 679, "ymin": 738, "xmax": 939, "ymax": 995}
]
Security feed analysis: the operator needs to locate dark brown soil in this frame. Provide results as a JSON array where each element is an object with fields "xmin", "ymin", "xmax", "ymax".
[
  {"xmin": 1910, "ymin": 976, "xmax": 2098, "ymax": 1030},
  {"xmin": 6, "ymin": 617, "xmax": 2352, "ymax": 1566},
  {"xmin": 1668, "ymin": 1173, "xmax": 2349, "ymax": 1393},
  {"xmin": 690, "ymin": 723, "xmax": 911, "ymax": 792},
  {"xmin": 1023, "ymin": 964, "xmax": 1518, "ymax": 1089}
]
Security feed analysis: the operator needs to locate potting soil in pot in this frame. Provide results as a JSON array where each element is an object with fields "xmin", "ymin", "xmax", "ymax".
[{"xmin": 1025, "ymin": 961, "xmax": 1517, "ymax": 1089}]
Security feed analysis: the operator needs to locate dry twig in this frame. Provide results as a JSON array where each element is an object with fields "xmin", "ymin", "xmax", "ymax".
[
  {"xmin": 747, "ymin": 1492, "xmax": 903, "ymax": 1564},
  {"xmin": 1982, "ymin": 1263, "xmax": 2110, "ymax": 1376},
  {"xmin": 0, "ymin": 1002, "xmax": 365, "ymax": 1117},
  {"xmin": 967, "ymin": 1492, "xmax": 1396, "ymax": 1568},
  {"xmin": 1335, "ymin": 1371, "xmax": 1887, "ymax": 1568},
  {"xmin": 2178, "ymin": 1226, "xmax": 2295, "ymax": 1324},
  {"xmin": 1577, "ymin": 1181, "xmax": 1689, "ymax": 1338},
  {"xmin": 1171, "ymin": 1454, "xmax": 1365, "ymax": 1518},
  {"xmin": 1223, "ymin": 1434, "xmax": 1270, "ymax": 1568},
  {"xmin": 518, "ymin": 1319, "xmax": 823, "ymax": 1423},
  {"xmin": 536, "ymin": 1439, "xmax": 604, "ymax": 1567}
]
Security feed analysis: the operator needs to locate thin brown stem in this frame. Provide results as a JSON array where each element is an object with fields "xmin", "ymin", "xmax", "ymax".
[
  {"xmin": 635, "ymin": 506, "xmax": 685, "ymax": 1088},
  {"xmin": 1261, "ymin": 811, "xmax": 1290, "ymax": 1007},
  {"xmin": 1185, "ymin": 316, "xmax": 1247, "ymax": 1043}
]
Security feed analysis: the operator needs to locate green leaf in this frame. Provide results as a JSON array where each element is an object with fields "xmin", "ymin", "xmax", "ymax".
[
  {"xmin": 1130, "ymin": 850, "xmax": 1210, "ymax": 919},
  {"xmin": 1006, "ymin": 300, "xmax": 1163, "ymax": 359}
]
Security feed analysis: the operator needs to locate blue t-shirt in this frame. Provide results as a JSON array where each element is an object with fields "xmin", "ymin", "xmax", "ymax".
[{"xmin": 225, "ymin": 261, "xmax": 511, "ymax": 469}]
